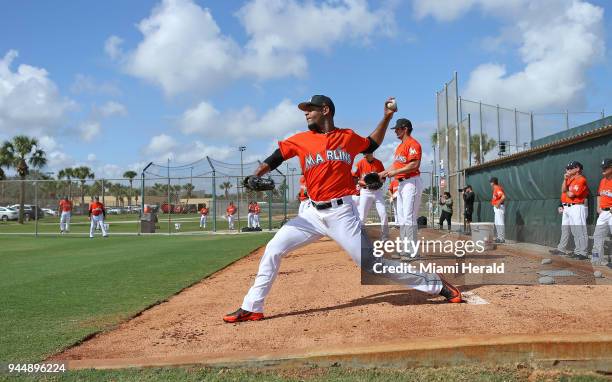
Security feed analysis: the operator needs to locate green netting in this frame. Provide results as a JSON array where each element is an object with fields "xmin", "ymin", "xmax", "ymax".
[{"xmin": 466, "ymin": 130, "xmax": 612, "ymax": 247}]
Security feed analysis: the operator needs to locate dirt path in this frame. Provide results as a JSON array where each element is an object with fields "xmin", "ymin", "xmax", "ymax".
[{"xmin": 53, "ymin": 229, "xmax": 612, "ymax": 364}]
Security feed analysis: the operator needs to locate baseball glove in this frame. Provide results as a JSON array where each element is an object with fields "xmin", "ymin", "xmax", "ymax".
[
  {"xmin": 243, "ymin": 175, "xmax": 275, "ymax": 191},
  {"xmin": 363, "ymin": 172, "xmax": 383, "ymax": 190}
]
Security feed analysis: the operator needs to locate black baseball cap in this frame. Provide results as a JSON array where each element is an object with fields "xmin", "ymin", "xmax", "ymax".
[
  {"xmin": 391, "ymin": 118, "xmax": 412, "ymax": 131},
  {"xmin": 566, "ymin": 161, "xmax": 583, "ymax": 170},
  {"xmin": 298, "ymin": 95, "xmax": 335, "ymax": 116},
  {"xmin": 489, "ymin": 177, "xmax": 498, "ymax": 184},
  {"xmin": 601, "ymin": 158, "xmax": 612, "ymax": 169}
]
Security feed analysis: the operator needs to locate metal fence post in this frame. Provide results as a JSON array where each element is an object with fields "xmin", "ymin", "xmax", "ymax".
[
  {"xmin": 479, "ymin": 101, "xmax": 483, "ymax": 165},
  {"xmin": 467, "ymin": 114, "xmax": 472, "ymax": 167},
  {"xmin": 236, "ymin": 177, "xmax": 241, "ymax": 232},
  {"xmin": 530, "ymin": 112, "xmax": 534, "ymax": 145},
  {"xmin": 496, "ymin": 104, "xmax": 501, "ymax": 156},
  {"xmin": 565, "ymin": 109, "xmax": 569, "ymax": 130},
  {"xmin": 268, "ymin": 189, "xmax": 272, "ymax": 231},
  {"xmin": 283, "ymin": 175, "xmax": 287, "ymax": 222},
  {"xmin": 34, "ymin": 181, "xmax": 38, "ymax": 237},
  {"xmin": 444, "ymin": 83, "xmax": 449, "ymax": 191},
  {"xmin": 514, "ymin": 108, "xmax": 518, "ymax": 154}
]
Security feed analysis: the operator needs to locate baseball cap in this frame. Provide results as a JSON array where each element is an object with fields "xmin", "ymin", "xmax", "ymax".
[
  {"xmin": 391, "ymin": 118, "xmax": 412, "ymax": 130},
  {"xmin": 298, "ymin": 95, "xmax": 335, "ymax": 116},
  {"xmin": 489, "ymin": 177, "xmax": 498, "ymax": 183},
  {"xmin": 566, "ymin": 161, "xmax": 583, "ymax": 170},
  {"xmin": 601, "ymin": 158, "xmax": 612, "ymax": 169}
]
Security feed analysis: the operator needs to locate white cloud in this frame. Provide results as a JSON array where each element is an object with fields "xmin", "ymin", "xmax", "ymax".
[
  {"xmin": 111, "ymin": 0, "xmax": 394, "ymax": 95},
  {"xmin": 38, "ymin": 135, "xmax": 59, "ymax": 152},
  {"xmin": 97, "ymin": 101, "xmax": 127, "ymax": 117},
  {"xmin": 179, "ymin": 99, "xmax": 304, "ymax": 143},
  {"xmin": 87, "ymin": 153, "xmax": 97, "ymax": 162},
  {"xmin": 70, "ymin": 74, "xmax": 121, "ymax": 96},
  {"xmin": 104, "ymin": 35, "xmax": 124, "ymax": 60},
  {"xmin": 0, "ymin": 50, "xmax": 75, "ymax": 135},
  {"xmin": 415, "ymin": 0, "xmax": 605, "ymax": 110},
  {"xmin": 144, "ymin": 133, "xmax": 178, "ymax": 155},
  {"xmin": 78, "ymin": 121, "xmax": 101, "ymax": 142},
  {"xmin": 45, "ymin": 150, "xmax": 74, "ymax": 172}
]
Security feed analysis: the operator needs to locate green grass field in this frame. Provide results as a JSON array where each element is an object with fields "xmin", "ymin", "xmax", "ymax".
[
  {"xmin": 0, "ymin": 213, "xmax": 289, "ymax": 234},
  {"xmin": 0, "ymin": 234, "xmax": 606, "ymax": 382},
  {"xmin": 0, "ymin": 234, "xmax": 273, "ymax": 363}
]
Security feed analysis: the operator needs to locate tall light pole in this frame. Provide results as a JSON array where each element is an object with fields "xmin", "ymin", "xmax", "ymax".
[{"xmin": 239, "ymin": 146, "xmax": 246, "ymax": 212}]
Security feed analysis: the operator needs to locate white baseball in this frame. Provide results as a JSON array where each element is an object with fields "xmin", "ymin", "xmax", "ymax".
[{"xmin": 386, "ymin": 99, "xmax": 397, "ymax": 111}]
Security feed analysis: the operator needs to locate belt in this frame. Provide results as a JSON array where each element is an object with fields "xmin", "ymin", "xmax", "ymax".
[
  {"xmin": 563, "ymin": 203, "xmax": 583, "ymax": 207},
  {"xmin": 397, "ymin": 176, "xmax": 417, "ymax": 182},
  {"xmin": 603, "ymin": 207, "xmax": 611, "ymax": 211},
  {"xmin": 310, "ymin": 198, "xmax": 345, "ymax": 210}
]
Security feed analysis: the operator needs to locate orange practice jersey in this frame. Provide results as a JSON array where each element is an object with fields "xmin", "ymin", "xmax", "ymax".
[
  {"xmin": 89, "ymin": 201, "xmax": 105, "ymax": 216},
  {"xmin": 248, "ymin": 204, "xmax": 256, "ymax": 213},
  {"xmin": 389, "ymin": 179, "xmax": 399, "ymax": 195},
  {"xmin": 254, "ymin": 204, "xmax": 261, "ymax": 214},
  {"xmin": 200, "ymin": 207, "xmax": 209, "ymax": 216},
  {"xmin": 491, "ymin": 185, "xmax": 505, "ymax": 206},
  {"xmin": 392, "ymin": 136, "xmax": 421, "ymax": 179},
  {"xmin": 561, "ymin": 175, "xmax": 588, "ymax": 204},
  {"xmin": 226, "ymin": 206, "xmax": 236, "ymax": 215},
  {"xmin": 59, "ymin": 200, "xmax": 73, "ymax": 212},
  {"xmin": 598, "ymin": 177, "xmax": 612, "ymax": 209},
  {"xmin": 278, "ymin": 128, "xmax": 370, "ymax": 201},
  {"xmin": 353, "ymin": 157, "xmax": 385, "ymax": 179}
]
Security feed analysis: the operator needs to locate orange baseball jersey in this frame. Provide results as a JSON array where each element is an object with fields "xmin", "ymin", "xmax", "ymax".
[
  {"xmin": 491, "ymin": 185, "xmax": 505, "ymax": 206},
  {"xmin": 254, "ymin": 204, "xmax": 261, "ymax": 214},
  {"xmin": 392, "ymin": 136, "xmax": 422, "ymax": 179},
  {"xmin": 598, "ymin": 177, "xmax": 612, "ymax": 209},
  {"xmin": 353, "ymin": 157, "xmax": 385, "ymax": 179},
  {"xmin": 561, "ymin": 175, "xmax": 588, "ymax": 204},
  {"xmin": 248, "ymin": 204, "xmax": 256, "ymax": 213},
  {"xmin": 200, "ymin": 207, "xmax": 209, "ymax": 216},
  {"xmin": 89, "ymin": 201, "xmax": 105, "ymax": 216},
  {"xmin": 278, "ymin": 129, "xmax": 370, "ymax": 201},
  {"xmin": 389, "ymin": 179, "xmax": 399, "ymax": 195},
  {"xmin": 226, "ymin": 205, "xmax": 236, "ymax": 215},
  {"xmin": 59, "ymin": 199, "xmax": 73, "ymax": 212}
]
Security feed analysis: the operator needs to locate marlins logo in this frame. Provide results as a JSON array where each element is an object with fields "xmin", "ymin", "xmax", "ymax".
[{"xmin": 409, "ymin": 147, "xmax": 418, "ymax": 155}]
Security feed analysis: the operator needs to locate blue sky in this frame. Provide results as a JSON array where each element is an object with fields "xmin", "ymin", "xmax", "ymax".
[{"xmin": 1, "ymin": 0, "xmax": 610, "ymax": 179}]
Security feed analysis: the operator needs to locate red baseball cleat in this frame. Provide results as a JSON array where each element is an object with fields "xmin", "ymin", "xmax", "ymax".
[
  {"xmin": 223, "ymin": 308, "xmax": 264, "ymax": 323},
  {"xmin": 438, "ymin": 275, "xmax": 463, "ymax": 303}
]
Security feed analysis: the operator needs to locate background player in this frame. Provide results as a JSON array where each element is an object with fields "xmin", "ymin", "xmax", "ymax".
[
  {"xmin": 88, "ymin": 196, "xmax": 108, "ymax": 238},
  {"xmin": 353, "ymin": 153, "xmax": 388, "ymax": 240},
  {"xmin": 490, "ymin": 177, "xmax": 506, "ymax": 244},
  {"xmin": 549, "ymin": 162, "xmax": 589, "ymax": 259},
  {"xmin": 380, "ymin": 118, "xmax": 422, "ymax": 261},
  {"xmin": 247, "ymin": 201, "xmax": 256, "ymax": 228},
  {"xmin": 592, "ymin": 158, "xmax": 612, "ymax": 266},
  {"xmin": 58, "ymin": 196, "xmax": 73, "ymax": 234},
  {"xmin": 223, "ymin": 95, "xmax": 461, "ymax": 323},
  {"xmin": 226, "ymin": 201, "xmax": 237, "ymax": 230},
  {"xmin": 297, "ymin": 176, "xmax": 309, "ymax": 215},
  {"xmin": 253, "ymin": 202, "xmax": 261, "ymax": 228},
  {"xmin": 199, "ymin": 203, "xmax": 209, "ymax": 229}
]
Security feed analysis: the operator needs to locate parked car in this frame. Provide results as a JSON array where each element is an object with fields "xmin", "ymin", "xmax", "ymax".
[
  {"xmin": 42, "ymin": 208, "xmax": 57, "ymax": 217},
  {"xmin": 0, "ymin": 206, "xmax": 18, "ymax": 221},
  {"xmin": 107, "ymin": 208, "xmax": 121, "ymax": 215},
  {"xmin": 8, "ymin": 204, "xmax": 45, "ymax": 221}
]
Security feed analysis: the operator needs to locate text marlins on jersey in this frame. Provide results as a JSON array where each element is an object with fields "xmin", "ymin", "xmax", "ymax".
[
  {"xmin": 372, "ymin": 262, "xmax": 505, "ymax": 275},
  {"xmin": 304, "ymin": 148, "xmax": 352, "ymax": 170}
]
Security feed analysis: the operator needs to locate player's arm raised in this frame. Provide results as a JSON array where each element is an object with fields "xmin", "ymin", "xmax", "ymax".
[{"xmin": 367, "ymin": 97, "xmax": 396, "ymax": 148}]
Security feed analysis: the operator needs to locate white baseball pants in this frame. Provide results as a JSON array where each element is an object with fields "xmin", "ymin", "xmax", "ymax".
[
  {"xmin": 493, "ymin": 205, "xmax": 505, "ymax": 240},
  {"xmin": 241, "ymin": 195, "xmax": 442, "ymax": 313},
  {"xmin": 227, "ymin": 215, "xmax": 235, "ymax": 230},
  {"xmin": 556, "ymin": 204, "xmax": 588, "ymax": 256},
  {"xmin": 60, "ymin": 211, "xmax": 71, "ymax": 232},
  {"xmin": 298, "ymin": 200, "xmax": 309, "ymax": 215},
  {"xmin": 397, "ymin": 177, "xmax": 422, "ymax": 256},
  {"xmin": 200, "ymin": 215, "xmax": 207, "ymax": 228},
  {"xmin": 357, "ymin": 188, "xmax": 389, "ymax": 240},
  {"xmin": 253, "ymin": 214, "xmax": 260, "ymax": 228},
  {"xmin": 247, "ymin": 213, "xmax": 254, "ymax": 228},
  {"xmin": 90, "ymin": 215, "xmax": 108, "ymax": 237},
  {"xmin": 591, "ymin": 210, "xmax": 611, "ymax": 264}
]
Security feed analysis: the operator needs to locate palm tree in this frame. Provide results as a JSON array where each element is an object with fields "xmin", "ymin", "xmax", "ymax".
[
  {"xmin": 182, "ymin": 183, "xmax": 195, "ymax": 204},
  {"xmin": 470, "ymin": 133, "xmax": 497, "ymax": 165},
  {"xmin": 58, "ymin": 167, "xmax": 75, "ymax": 199},
  {"xmin": 0, "ymin": 136, "xmax": 47, "ymax": 223},
  {"xmin": 72, "ymin": 166, "xmax": 95, "ymax": 211},
  {"xmin": 152, "ymin": 183, "xmax": 167, "ymax": 197},
  {"xmin": 123, "ymin": 170, "xmax": 137, "ymax": 206},
  {"xmin": 220, "ymin": 181, "xmax": 232, "ymax": 200},
  {"xmin": 0, "ymin": 167, "xmax": 5, "ymax": 204}
]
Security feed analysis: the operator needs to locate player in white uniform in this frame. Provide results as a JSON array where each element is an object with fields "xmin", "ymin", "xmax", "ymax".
[
  {"xmin": 354, "ymin": 154, "xmax": 389, "ymax": 240},
  {"xmin": 380, "ymin": 119, "xmax": 423, "ymax": 261},
  {"xmin": 247, "ymin": 202, "xmax": 255, "ymax": 228},
  {"xmin": 89, "ymin": 197, "xmax": 108, "ymax": 238},
  {"xmin": 223, "ymin": 95, "xmax": 462, "ymax": 323},
  {"xmin": 591, "ymin": 159, "xmax": 612, "ymax": 266},
  {"xmin": 199, "ymin": 203, "xmax": 209, "ymax": 229},
  {"xmin": 58, "ymin": 197, "xmax": 73, "ymax": 234}
]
